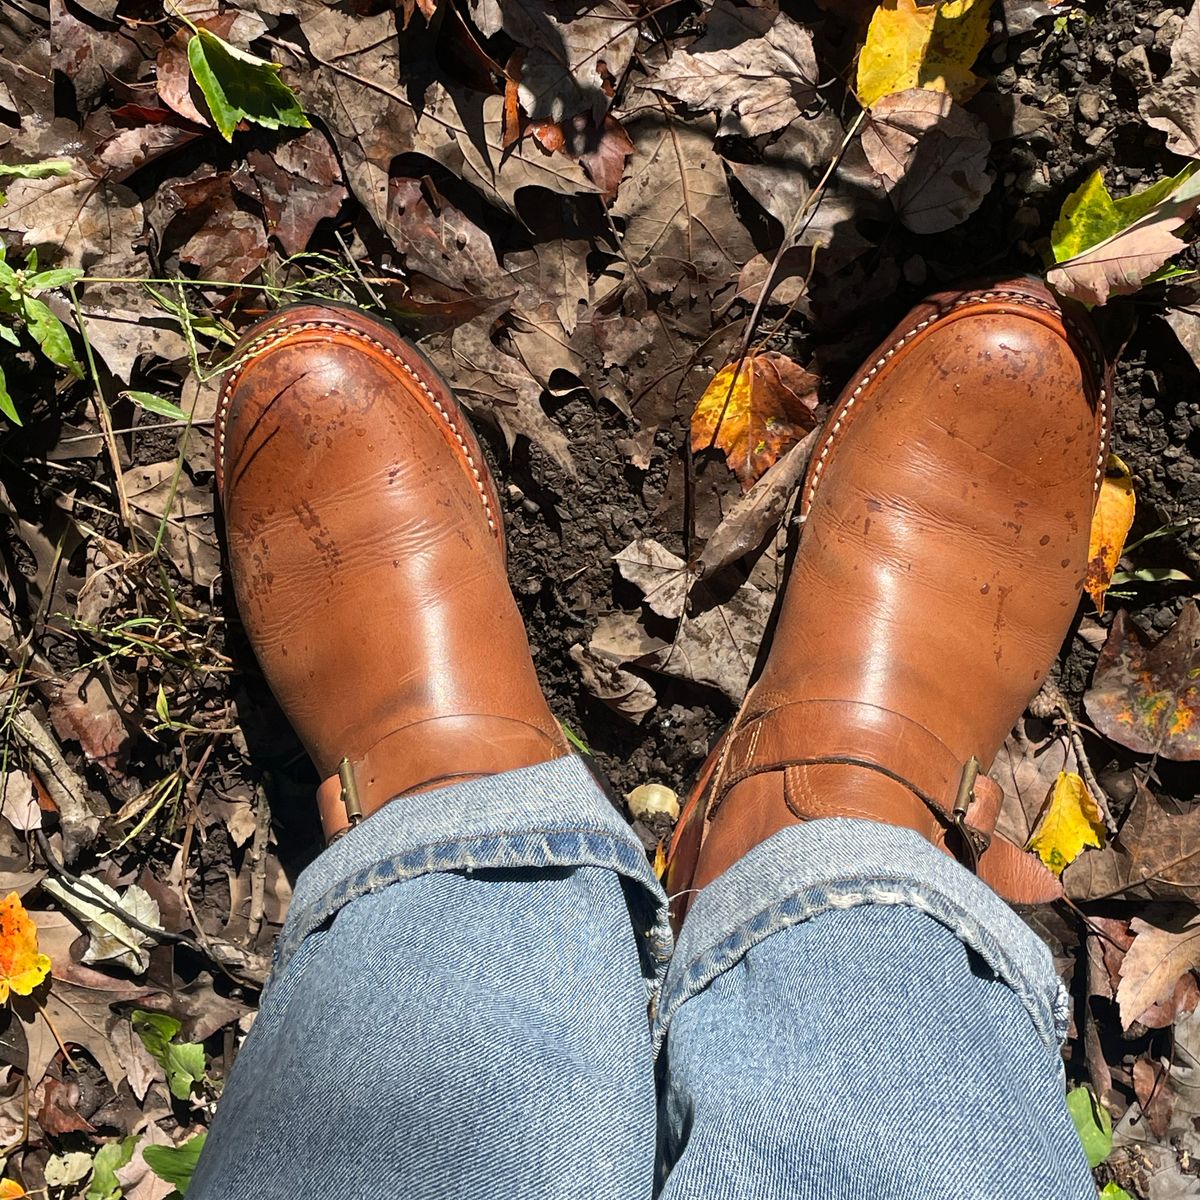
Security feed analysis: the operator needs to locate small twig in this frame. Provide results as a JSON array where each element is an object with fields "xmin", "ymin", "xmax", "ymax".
[
  {"xmin": 12, "ymin": 711, "xmax": 102, "ymax": 857},
  {"xmin": 245, "ymin": 785, "xmax": 271, "ymax": 943},
  {"xmin": 32, "ymin": 995, "xmax": 79, "ymax": 1070},
  {"xmin": 1030, "ymin": 679, "xmax": 1118, "ymax": 833}
]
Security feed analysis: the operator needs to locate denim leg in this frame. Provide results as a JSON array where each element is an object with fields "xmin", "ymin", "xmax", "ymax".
[
  {"xmin": 656, "ymin": 819, "xmax": 1093, "ymax": 1200},
  {"xmin": 190, "ymin": 757, "xmax": 671, "ymax": 1200}
]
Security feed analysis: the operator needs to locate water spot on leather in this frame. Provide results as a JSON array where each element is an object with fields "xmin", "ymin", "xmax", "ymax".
[{"xmin": 1039, "ymin": 534, "xmax": 1051, "ymax": 546}]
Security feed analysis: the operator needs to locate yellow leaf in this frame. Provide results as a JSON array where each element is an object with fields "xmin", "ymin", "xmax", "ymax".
[
  {"xmin": 1086, "ymin": 453, "xmax": 1135, "ymax": 615},
  {"xmin": 0, "ymin": 892, "xmax": 51, "ymax": 1005},
  {"xmin": 1027, "ymin": 771, "xmax": 1106, "ymax": 875},
  {"xmin": 690, "ymin": 350, "xmax": 819, "ymax": 491},
  {"xmin": 653, "ymin": 839, "xmax": 667, "ymax": 880},
  {"xmin": 0, "ymin": 1179, "xmax": 24, "ymax": 1198},
  {"xmin": 857, "ymin": 0, "xmax": 991, "ymax": 109}
]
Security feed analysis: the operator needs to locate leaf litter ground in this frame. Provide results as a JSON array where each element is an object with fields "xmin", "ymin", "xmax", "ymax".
[{"xmin": 1, "ymin": 0, "xmax": 1200, "ymax": 1196}]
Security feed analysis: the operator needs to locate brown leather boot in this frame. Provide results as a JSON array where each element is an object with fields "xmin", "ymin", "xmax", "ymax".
[
  {"xmin": 668, "ymin": 279, "xmax": 1109, "ymax": 914},
  {"xmin": 215, "ymin": 303, "xmax": 569, "ymax": 840}
]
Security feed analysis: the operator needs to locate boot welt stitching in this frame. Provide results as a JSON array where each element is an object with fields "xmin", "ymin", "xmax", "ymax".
[
  {"xmin": 803, "ymin": 291, "xmax": 1110, "ymax": 515},
  {"xmin": 214, "ymin": 320, "xmax": 498, "ymax": 536}
]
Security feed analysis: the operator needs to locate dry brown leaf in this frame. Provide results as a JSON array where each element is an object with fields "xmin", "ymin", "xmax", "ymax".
[
  {"xmin": 1118, "ymin": 913, "xmax": 1200, "ymax": 1030},
  {"xmin": 1141, "ymin": 0, "xmax": 1200, "ymax": 159},
  {"xmin": 121, "ymin": 462, "xmax": 220, "ymax": 588},
  {"xmin": 691, "ymin": 351, "xmax": 820, "ymax": 491},
  {"xmin": 568, "ymin": 643, "xmax": 656, "ymax": 724},
  {"xmin": 1133, "ymin": 1057, "xmax": 1175, "ymax": 1141},
  {"xmin": 612, "ymin": 113, "xmax": 753, "ymax": 295},
  {"xmin": 49, "ymin": 670, "xmax": 132, "ymax": 775},
  {"xmin": 861, "ymin": 89, "xmax": 992, "ymax": 234},
  {"xmin": 1065, "ymin": 785, "xmax": 1200, "ymax": 902},
  {"xmin": 650, "ymin": 1, "xmax": 818, "ymax": 137},
  {"xmin": 614, "ymin": 539, "xmax": 689, "ymax": 620}
]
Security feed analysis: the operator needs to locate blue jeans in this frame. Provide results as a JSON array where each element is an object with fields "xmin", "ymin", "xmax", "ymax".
[{"xmin": 190, "ymin": 756, "xmax": 1093, "ymax": 1199}]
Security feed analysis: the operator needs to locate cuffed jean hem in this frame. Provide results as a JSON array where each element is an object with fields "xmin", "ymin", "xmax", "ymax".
[
  {"xmin": 656, "ymin": 818, "xmax": 1069, "ymax": 1055},
  {"xmin": 271, "ymin": 754, "xmax": 673, "ymax": 991}
]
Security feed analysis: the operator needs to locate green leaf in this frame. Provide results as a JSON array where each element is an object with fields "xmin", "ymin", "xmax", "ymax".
[
  {"xmin": 131, "ymin": 1009, "xmax": 207, "ymax": 1101},
  {"xmin": 123, "ymin": 390, "xmax": 189, "ymax": 420},
  {"xmin": 27, "ymin": 267, "xmax": 84, "ymax": 292},
  {"xmin": 1051, "ymin": 164, "xmax": 1200, "ymax": 263},
  {"xmin": 143, "ymin": 1134, "xmax": 207, "ymax": 1196},
  {"xmin": 1110, "ymin": 567, "xmax": 1193, "ymax": 585},
  {"xmin": 21, "ymin": 296, "xmax": 83, "ymax": 378},
  {"xmin": 0, "ymin": 362, "xmax": 19, "ymax": 426},
  {"xmin": 1066, "ymin": 1086, "xmax": 1112, "ymax": 1169},
  {"xmin": 186, "ymin": 28, "xmax": 309, "ymax": 142},
  {"xmin": 0, "ymin": 158, "xmax": 72, "ymax": 181},
  {"xmin": 86, "ymin": 1137, "xmax": 136, "ymax": 1200},
  {"xmin": 1099, "ymin": 1185, "xmax": 1135, "ymax": 1200},
  {"xmin": 0, "ymin": 325, "xmax": 17, "ymax": 347},
  {"xmin": 155, "ymin": 683, "xmax": 171, "ymax": 723}
]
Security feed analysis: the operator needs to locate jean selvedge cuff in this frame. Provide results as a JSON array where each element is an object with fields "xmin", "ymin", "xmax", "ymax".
[
  {"xmin": 654, "ymin": 817, "xmax": 1068, "ymax": 1056},
  {"xmin": 272, "ymin": 755, "xmax": 672, "ymax": 991}
]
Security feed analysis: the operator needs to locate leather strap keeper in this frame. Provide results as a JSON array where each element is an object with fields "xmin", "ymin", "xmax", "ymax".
[{"xmin": 316, "ymin": 714, "xmax": 568, "ymax": 841}]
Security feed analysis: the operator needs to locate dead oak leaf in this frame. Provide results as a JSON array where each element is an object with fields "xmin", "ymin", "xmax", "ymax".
[
  {"xmin": 1117, "ymin": 913, "xmax": 1200, "ymax": 1031},
  {"xmin": 1026, "ymin": 771, "xmax": 1106, "ymax": 875},
  {"xmin": 1084, "ymin": 602, "xmax": 1200, "ymax": 761},
  {"xmin": 650, "ymin": 1, "xmax": 818, "ymax": 138},
  {"xmin": 1141, "ymin": 0, "xmax": 1200, "ymax": 159},
  {"xmin": 1064, "ymin": 784, "xmax": 1200, "ymax": 902},
  {"xmin": 502, "ymin": 0, "xmax": 638, "ymax": 122},
  {"xmin": 861, "ymin": 89, "xmax": 992, "ymax": 234},
  {"xmin": 691, "ymin": 350, "xmax": 819, "ymax": 491},
  {"xmin": 0, "ymin": 893, "xmax": 50, "ymax": 1004}
]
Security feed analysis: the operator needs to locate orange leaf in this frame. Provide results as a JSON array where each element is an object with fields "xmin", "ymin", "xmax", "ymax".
[
  {"xmin": 0, "ymin": 892, "xmax": 51, "ymax": 1005},
  {"xmin": 690, "ymin": 351, "xmax": 819, "ymax": 490},
  {"xmin": 1085, "ymin": 453, "xmax": 1135, "ymax": 614},
  {"xmin": 0, "ymin": 1180, "xmax": 24, "ymax": 1199}
]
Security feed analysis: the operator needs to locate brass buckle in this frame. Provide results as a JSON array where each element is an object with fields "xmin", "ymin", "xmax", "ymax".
[
  {"xmin": 338, "ymin": 757, "xmax": 364, "ymax": 828},
  {"xmin": 952, "ymin": 756, "xmax": 991, "ymax": 868}
]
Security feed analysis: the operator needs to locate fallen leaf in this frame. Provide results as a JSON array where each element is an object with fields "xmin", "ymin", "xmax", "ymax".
[
  {"xmin": 121, "ymin": 462, "xmax": 220, "ymax": 587},
  {"xmin": 0, "ymin": 1181, "xmax": 23, "ymax": 1199},
  {"xmin": 41, "ymin": 878, "xmax": 161, "ymax": 975},
  {"xmin": 1117, "ymin": 913, "xmax": 1200, "ymax": 1030},
  {"xmin": 992, "ymin": 720, "xmax": 1079, "ymax": 848},
  {"xmin": 44, "ymin": 1151, "xmax": 93, "ymax": 1188},
  {"xmin": 1084, "ymin": 602, "xmax": 1200, "ymax": 761},
  {"xmin": 649, "ymin": 2, "xmax": 818, "ymax": 137},
  {"xmin": 575, "ymin": 114, "xmax": 634, "ymax": 204},
  {"xmin": 568, "ymin": 643, "xmax": 656, "ymax": 724},
  {"xmin": 691, "ymin": 351, "xmax": 820, "ymax": 491},
  {"xmin": 1046, "ymin": 166, "xmax": 1200, "ymax": 306},
  {"xmin": 1133, "ymin": 1057, "xmax": 1174, "ymax": 1141},
  {"xmin": 857, "ymin": 0, "xmax": 991, "ymax": 109},
  {"xmin": 1086, "ymin": 454, "xmax": 1136, "ymax": 614},
  {"xmin": 49, "ymin": 670, "xmax": 132, "ymax": 774},
  {"xmin": 614, "ymin": 539, "xmax": 690, "ymax": 619},
  {"xmin": 246, "ymin": 130, "xmax": 347, "ymax": 257},
  {"xmin": 187, "ymin": 27, "xmax": 308, "ymax": 142},
  {"xmin": 861, "ymin": 88, "xmax": 992, "ymax": 233},
  {"xmin": 1141, "ymin": 0, "xmax": 1200, "ymax": 159},
  {"xmin": 611, "ymin": 113, "xmax": 753, "ymax": 295},
  {"xmin": 653, "ymin": 583, "xmax": 774, "ymax": 702},
  {"xmin": 1065, "ymin": 785, "xmax": 1200, "ymax": 902},
  {"xmin": 0, "ymin": 892, "xmax": 51, "ymax": 1004},
  {"xmin": 37, "ymin": 1077, "xmax": 95, "ymax": 1135},
  {"xmin": 0, "ymin": 772, "xmax": 41, "ymax": 833},
  {"xmin": 1027, "ymin": 771, "xmax": 1106, "ymax": 874},
  {"xmin": 502, "ymin": 0, "xmax": 637, "ymax": 122},
  {"xmin": 697, "ymin": 431, "xmax": 818, "ymax": 580}
]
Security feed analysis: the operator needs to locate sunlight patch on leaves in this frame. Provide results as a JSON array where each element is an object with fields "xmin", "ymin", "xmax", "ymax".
[{"xmin": 857, "ymin": 0, "xmax": 991, "ymax": 109}]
